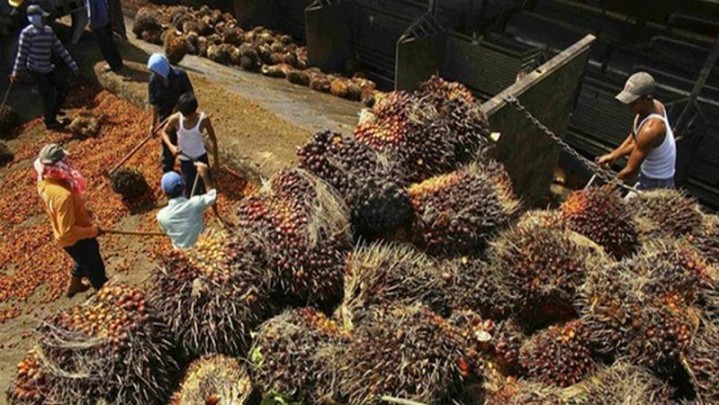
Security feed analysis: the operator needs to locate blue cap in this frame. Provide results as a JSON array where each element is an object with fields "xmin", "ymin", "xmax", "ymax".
[
  {"xmin": 161, "ymin": 171, "xmax": 185, "ymax": 195},
  {"xmin": 147, "ymin": 53, "xmax": 170, "ymax": 79}
]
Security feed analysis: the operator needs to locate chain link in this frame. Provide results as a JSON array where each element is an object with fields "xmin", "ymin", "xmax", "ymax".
[{"xmin": 502, "ymin": 95, "xmax": 641, "ymax": 194}]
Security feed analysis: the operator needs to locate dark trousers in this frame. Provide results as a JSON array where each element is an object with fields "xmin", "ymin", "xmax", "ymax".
[
  {"xmin": 63, "ymin": 238, "xmax": 108, "ymax": 289},
  {"xmin": 29, "ymin": 69, "xmax": 69, "ymax": 126},
  {"xmin": 92, "ymin": 24, "xmax": 123, "ymax": 71},
  {"xmin": 161, "ymin": 127, "xmax": 178, "ymax": 173},
  {"xmin": 180, "ymin": 153, "xmax": 211, "ymax": 197}
]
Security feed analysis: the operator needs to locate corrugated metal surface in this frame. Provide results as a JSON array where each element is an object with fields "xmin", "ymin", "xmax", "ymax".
[
  {"xmin": 277, "ymin": 0, "xmax": 312, "ymax": 41},
  {"xmin": 352, "ymin": 6, "xmax": 412, "ymax": 85}
]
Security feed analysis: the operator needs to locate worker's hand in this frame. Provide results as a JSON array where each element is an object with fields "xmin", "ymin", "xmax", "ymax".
[
  {"xmin": 9, "ymin": 73, "xmax": 19, "ymax": 84},
  {"xmin": 171, "ymin": 146, "xmax": 182, "ymax": 157},
  {"xmin": 596, "ymin": 153, "xmax": 615, "ymax": 168}
]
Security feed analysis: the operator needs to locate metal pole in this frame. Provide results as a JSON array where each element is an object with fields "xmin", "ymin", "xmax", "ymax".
[
  {"xmin": 428, "ymin": 0, "xmax": 437, "ymax": 15},
  {"xmin": 673, "ymin": 34, "xmax": 719, "ymax": 136}
]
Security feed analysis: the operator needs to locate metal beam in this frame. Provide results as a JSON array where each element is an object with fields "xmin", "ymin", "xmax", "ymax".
[{"xmin": 673, "ymin": 34, "xmax": 719, "ymax": 136}]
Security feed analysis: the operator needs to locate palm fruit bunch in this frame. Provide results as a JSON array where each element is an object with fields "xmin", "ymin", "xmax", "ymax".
[
  {"xmin": 408, "ymin": 162, "xmax": 520, "ymax": 257},
  {"xmin": 0, "ymin": 141, "xmax": 13, "ymax": 167},
  {"xmin": 236, "ymin": 169, "xmax": 351, "ymax": 305},
  {"xmin": 686, "ymin": 214, "xmax": 719, "ymax": 267},
  {"xmin": 6, "ymin": 347, "xmax": 51, "ymax": 404},
  {"xmin": 627, "ymin": 189, "xmax": 704, "ymax": 243},
  {"xmin": 414, "ymin": 75, "xmax": 490, "ymax": 161},
  {"xmin": 163, "ymin": 28, "xmax": 192, "ymax": 64},
  {"xmin": 488, "ymin": 318, "xmax": 527, "ymax": 376},
  {"xmin": 249, "ymin": 308, "xmax": 349, "ymax": 403},
  {"xmin": 110, "ymin": 168, "xmax": 151, "ymax": 200},
  {"xmin": 518, "ymin": 320, "xmax": 596, "ymax": 387},
  {"xmin": 570, "ymin": 361, "xmax": 674, "ymax": 403},
  {"xmin": 483, "ymin": 374, "xmax": 564, "ymax": 405},
  {"xmin": 0, "ymin": 105, "xmax": 20, "ymax": 136},
  {"xmin": 683, "ymin": 321, "xmax": 719, "ymax": 402},
  {"xmin": 34, "ymin": 284, "xmax": 178, "ymax": 404},
  {"xmin": 441, "ymin": 256, "xmax": 513, "ymax": 319},
  {"xmin": 340, "ymin": 242, "xmax": 451, "ymax": 329},
  {"xmin": 297, "ymin": 131, "xmax": 412, "ymax": 240},
  {"xmin": 560, "ymin": 186, "xmax": 638, "ymax": 259},
  {"xmin": 151, "ymin": 231, "xmax": 272, "ymax": 357},
  {"xmin": 486, "ymin": 224, "xmax": 605, "ymax": 329},
  {"xmin": 578, "ymin": 259, "xmax": 696, "ymax": 372},
  {"xmin": 169, "ymin": 355, "xmax": 253, "ymax": 405},
  {"xmin": 67, "ymin": 113, "xmax": 100, "ymax": 139},
  {"xmin": 133, "ymin": 7, "xmax": 163, "ymax": 44},
  {"xmin": 446, "ymin": 309, "xmax": 499, "ymax": 378},
  {"xmin": 337, "ymin": 305, "xmax": 476, "ymax": 404}
]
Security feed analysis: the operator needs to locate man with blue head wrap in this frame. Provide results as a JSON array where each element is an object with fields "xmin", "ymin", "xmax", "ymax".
[
  {"xmin": 147, "ymin": 53, "xmax": 194, "ymax": 173},
  {"xmin": 10, "ymin": 4, "xmax": 79, "ymax": 130}
]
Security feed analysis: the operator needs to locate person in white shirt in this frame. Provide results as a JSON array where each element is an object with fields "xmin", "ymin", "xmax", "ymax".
[
  {"xmin": 156, "ymin": 163, "xmax": 217, "ymax": 249},
  {"xmin": 161, "ymin": 92, "xmax": 220, "ymax": 197}
]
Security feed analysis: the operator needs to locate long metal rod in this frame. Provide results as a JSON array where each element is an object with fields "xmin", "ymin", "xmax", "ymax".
[
  {"xmin": 0, "ymin": 82, "xmax": 13, "ymax": 110},
  {"xmin": 107, "ymin": 116, "xmax": 169, "ymax": 176}
]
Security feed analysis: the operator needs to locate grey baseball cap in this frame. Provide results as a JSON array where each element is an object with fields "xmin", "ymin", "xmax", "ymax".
[
  {"xmin": 38, "ymin": 143, "xmax": 68, "ymax": 164},
  {"xmin": 26, "ymin": 5, "xmax": 50, "ymax": 17},
  {"xmin": 616, "ymin": 72, "xmax": 656, "ymax": 104}
]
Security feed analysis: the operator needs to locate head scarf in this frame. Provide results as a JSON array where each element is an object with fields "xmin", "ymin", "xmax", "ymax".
[
  {"xmin": 34, "ymin": 158, "xmax": 87, "ymax": 195},
  {"xmin": 147, "ymin": 53, "xmax": 170, "ymax": 79}
]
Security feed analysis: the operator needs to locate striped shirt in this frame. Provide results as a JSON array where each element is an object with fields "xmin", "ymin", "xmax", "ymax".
[{"xmin": 12, "ymin": 25, "xmax": 78, "ymax": 76}]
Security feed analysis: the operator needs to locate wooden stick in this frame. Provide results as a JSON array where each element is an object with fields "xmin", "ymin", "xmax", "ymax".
[
  {"xmin": 103, "ymin": 229, "xmax": 165, "ymax": 237},
  {"xmin": 107, "ymin": 116, "xmax": 169, "ymax": 177},
  {"xmin": 380, "ymin": 397, "xmax": 428, "ymax": 405}
]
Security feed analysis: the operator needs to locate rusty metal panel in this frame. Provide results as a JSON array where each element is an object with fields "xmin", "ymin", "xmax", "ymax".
[
  {"xmin": 306, "ymin": 0, "xmax": 354, "ymax": 72},
  {"xmin": 352, "ymin": 6, "xmax": 413, "ymax": 84},
  {"xmin": 395, "ymin": 14, "xmax": 447, "ymax": 91},
  {"xmin": 482, "ymin": 35, "xmax": 596, "ymax": 207},
  {"xmin": 277, "ymin": 0, "xmax": 312, "ymax": 41}
]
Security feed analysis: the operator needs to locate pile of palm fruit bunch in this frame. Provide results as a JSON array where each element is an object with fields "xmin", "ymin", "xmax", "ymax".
[
  {"xmin": 627, "ymin": 188, "xmax": 704, "ymax": 244},
  {"xmin": 7, "ymin": 284, "xmax": 179, "ymax": 404},
  {"xmin": 150, "ymin": 230, "xmax": 273, "ymax": 357},
  {"xmin": 132, "ymin": 5, "xmax": 376, "ymax": 102},
  {"xmin": 249, "ymin": 307, "xmax": 349, "ymax": 403},
  {"xmin": 169, "ymin": 355, "xmax": 253, "ymax": 405},
  {"xmin": 297, "ymin": 130, "xmax": 413, "ymax": 240},
  {"xmin": 354, "ymin": 75, "xmax": 491, "ymax": 183},
  {"xmin": 408, "ymin": 161, "xmax": 521, "ymax": 256},
  {"xmin": 235, "ymin": 168, "xmax": 352, "ymax": 306}
]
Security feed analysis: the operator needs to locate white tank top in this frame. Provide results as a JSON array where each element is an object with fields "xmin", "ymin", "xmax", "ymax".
[
  {"xmin": 632, "ymin": 105, "xmax": 676, "ymax": 180},
  {"xmin": 178, "ymin": 113, "xmax": 207, "ymax": 161}
]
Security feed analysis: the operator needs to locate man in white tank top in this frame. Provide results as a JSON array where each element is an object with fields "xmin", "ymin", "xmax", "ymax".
[{"xmin": 596, "ymin": 72, "xmax": 676, "ymax": 191}]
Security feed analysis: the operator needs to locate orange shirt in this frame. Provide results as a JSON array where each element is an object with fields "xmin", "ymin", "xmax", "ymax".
[{"xmin": 38, "ymin": 178, "xmax": 98, "ymax": 248}]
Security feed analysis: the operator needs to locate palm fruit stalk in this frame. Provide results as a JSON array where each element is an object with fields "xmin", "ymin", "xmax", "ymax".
[
  {"xmin": 518, "ymin": 320, "xmax": 596, "ymax": 388},
  {"xmin": 237, "ymin": 169, "xmax": 351, "ymax": 306},
  {"xmin": 150, "ymin": 230, "xmax": 272, "ymax": 357},
  {"xmin": 486, "ymin": 223, "xmax": 607, "ymax": 329},
  {"xmin": 339, "ymin": 242, "xmax": 452, "ymax": 329},
  {"xmin": 169, "ymin": 355, "xmax": 253, "ymax": 405},
  {"xmin": 249, "ymin": 308, "xmax": 349, "ymax": 404},
  {"xmin": 560, "ymin": 186, "xmax": 638, "ymax": 259},
  {"xmin": 627, "ymin": 189, "xmax": 704, "ymax": 243},
  {"xmin": 408, "ymin": 162, "xmax": 520, "ymax": 257},
  {"xmin": 32, "ymin": 284, "xmax": 179, "ymax": 404},
  {"xmin": 337, "ymin": 304, "xmax": 476, "ymax": 404},
  {"xmin": 682, "ymin": 321, "xmax": 719, "ymax": 403}
]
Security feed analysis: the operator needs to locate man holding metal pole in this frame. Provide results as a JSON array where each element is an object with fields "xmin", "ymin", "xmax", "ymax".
[
  {"xmin": 35, "ymin": 144, "xmax": 108, "ymax": 297},
  {"xmin": 156, "ymin": 163, "xmax": 218, "ymax": 249},
  {"xmin": 596, "ymin": 72, "xmax": 676, "ymax": 192},
  {"xmin": 86, "ymin": 0, "xmax": 124, "ymax": 72}
]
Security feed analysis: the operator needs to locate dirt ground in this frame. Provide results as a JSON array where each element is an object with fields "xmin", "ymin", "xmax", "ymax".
[{"xmin": 0, "ymin": 8, "xmax": 364, "ymax": 400}]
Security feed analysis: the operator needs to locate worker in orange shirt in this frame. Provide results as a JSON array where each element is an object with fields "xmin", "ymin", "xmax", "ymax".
[{"xmin": 34, "ymin": 144, "xmax": 108, "ymax": 297}]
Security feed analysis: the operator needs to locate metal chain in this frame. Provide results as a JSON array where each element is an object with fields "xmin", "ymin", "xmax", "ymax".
[{"xmin": 502, "ymin": 95, "xmax": 641, "ymax": 194}]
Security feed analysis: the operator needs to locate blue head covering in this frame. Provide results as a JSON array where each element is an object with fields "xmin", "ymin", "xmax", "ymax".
[
  {"xmin": 161, "ymin": 171, "xmax": 185, "ymax": 196},
  {"xmin": 147, "ymin": 53, "xmax": 170, "ymax": 79}
]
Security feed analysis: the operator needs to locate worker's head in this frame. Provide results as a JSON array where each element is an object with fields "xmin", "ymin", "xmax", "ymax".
[
  {"xmin": 34, "ymin": 144, "xmax": 87, "ymax": 194},
  {"xmin": 177, "ymin": 92, "xmax": 198, "ymax": 116},
  {"xmin": 147, "ymin": 53, "xmax": 170, "ymax": 80},
  {"xmin": 161, "ymin": 171, "xmax": 186, "ymax": 198},
  {"xmin": 38, "ymin": 143, "xmax": 68, "ymax": 165},
  {"xmin": 26, "ymin": 4, "xmax": 49, "ymax": 28},
  {"xmin": 616, "ymin": 72, "xmax": 656, "ymax": 114}
]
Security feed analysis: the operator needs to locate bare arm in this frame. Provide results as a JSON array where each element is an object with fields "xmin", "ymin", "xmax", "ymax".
[
  {"xmin": 597, "ymin": 132, "xmax": 634, "ymax": 167},
  {"xmin": 202, "ymin": 116, "xmax": 220, "ymax": 172},
  {"xmin": 616, "ymin": 120, "xmax": 664, "ymax": 181},
  {"xmin": 162, "ymin": 114, "xmax": 180, "ymax": 155}
]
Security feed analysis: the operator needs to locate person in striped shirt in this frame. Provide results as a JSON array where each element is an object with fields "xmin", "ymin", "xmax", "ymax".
[{"xmin": 10, "ymin": 5, "xmax": 79, "ymax": 130}]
